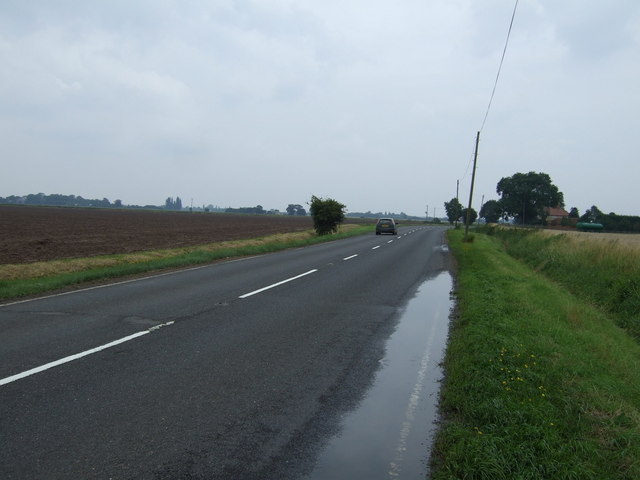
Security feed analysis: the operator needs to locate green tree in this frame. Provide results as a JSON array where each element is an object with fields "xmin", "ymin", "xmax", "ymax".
[
  {"xmin": 496, "ymin": 172, "xmax": 564, "ymax": 224},
  {"xmin": 165, "ymin": 197, "xmax": 183, "ymax": 210},
  {"xmin": 286, "ymin": 204, "xmax": 306, "ymax": 216},
  {"xmin": 568, "ymin": 207, "xmax": 579, "ymax": 218},
  {"xmin": 444, "ymin": 198, "xmax": 463, "ymax": 225},
  {"xmin": 479, "ymin": 199, "xmax": 502, "ymax": 223},
  {"xmin": 309, "ymin": 195, "xmax": 346, "ymax": 235},
  {"xmin": 580, "ymin": 205, "xmax": 603, "ymax": 223},
  {"xmin": 461, "ymin": 207, "xmax": 478, "ymax": 225}
]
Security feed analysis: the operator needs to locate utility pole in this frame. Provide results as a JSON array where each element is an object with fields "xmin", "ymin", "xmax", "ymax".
[
  {"xmin": 464, "ymin": 131, "xmax": 480, "ymax": 240},
  {"xmin": 456, "ymin": 180, "xmax": 459, "ymax": 201}
]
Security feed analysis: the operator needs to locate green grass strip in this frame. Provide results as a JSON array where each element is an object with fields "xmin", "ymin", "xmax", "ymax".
[
  {"xmin": 483, "ymin": 226, "xmax": 640, "ymax": 341},
  {"xmin": 432, "ymin": 230, "xmax": 640, "ymax": 480},
  {"xmin": 0, "ymin": 226, "xmax": 372, "ymax": 301}
]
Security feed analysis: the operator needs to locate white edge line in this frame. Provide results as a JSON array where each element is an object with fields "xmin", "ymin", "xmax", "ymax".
[
  {"xmin": 1, "ymin": 331, "xmax": 148, "ymax": 387},
  {"xmin": 239, "ymin": 269, "xmax": 318, "ymax": 299},
  {"xmin": 0, "ymin": 321, "xmax": 176, "ymax": 387},
  {"xmin": 343, "ymin": 254, "xmax": 358, "ymax": 261}
]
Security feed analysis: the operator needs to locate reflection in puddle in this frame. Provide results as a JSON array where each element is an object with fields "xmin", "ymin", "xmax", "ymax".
[{"xmin": 303, "ymin": 272, "xmax": 452, "ymax": 480}]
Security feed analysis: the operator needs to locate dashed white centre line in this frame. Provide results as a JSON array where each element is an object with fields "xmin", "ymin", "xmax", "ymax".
[
  {"xmin": 343, "ymin": 254, "xmax": 358, "ymax": 261},
  {"xmin": 239, "ymin": 269, "xmax": 318, "ymax": 298},
  {"xmin": 388, "ymin": 240, "xmax": 394, "ymax": 244},
  {"xmin": 372, "ymin": 246, "xmax": 381, "ymax": 250}
]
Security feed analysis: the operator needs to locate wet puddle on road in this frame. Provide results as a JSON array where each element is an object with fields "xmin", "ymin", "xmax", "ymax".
[{"xmin": 303, "ymin": 271, "xmax": 453, "ymax": 480}]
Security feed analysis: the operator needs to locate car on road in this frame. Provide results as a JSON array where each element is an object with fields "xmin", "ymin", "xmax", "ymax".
[{"xmin": 375, "ymin": 218, "xmax": 398, "ymax": 235}]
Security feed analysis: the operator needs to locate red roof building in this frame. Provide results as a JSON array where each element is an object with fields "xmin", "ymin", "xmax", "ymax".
[{"xmin": 544, "ymin": 206, "xmax": 573, "ymax": 226}]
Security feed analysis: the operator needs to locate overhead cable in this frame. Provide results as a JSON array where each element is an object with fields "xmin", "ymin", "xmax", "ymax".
[{"xmin": 479, "ymin": 0, "xmax": 519, "ymax": 132}]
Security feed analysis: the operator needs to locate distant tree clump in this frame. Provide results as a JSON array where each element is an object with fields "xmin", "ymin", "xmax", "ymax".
[
  {"xmin": 286, "ymin": 204, "xmax": 307, "ymax": 216},
  {"xmin": 580, "ymin": 205, "xmax": 604, "ymax": 223},
  {"xmin": 345, "ymin": 210, "xmax": 422, "ymax": 221},
  {"xmin": 479, "ymin": 199, "xmax": 503, "ymax": 223},
  {"xmin": 497, "ymin": 171, "xmax": 564, "ymax": 224},
  {"xmin": 225, "ymin": 205, "xmax": 266, "ymax": 215},
  {"xmin": 603, "ymin": 212, "xmax": 640, "ymax": 232},
  {"xmin": 576, "ymin": 205, "xmax": 640, "ymax": 232},
  {"xmin": 461, "ymin": 207, "xmax": 478, "ymax": 226},
  {"xmin": 309, "ymin": 195, "xmax": 346, "ymax": 235},
  {"xmin": 165, "ymin": 196, "xmax": 183, "ymax": 210},
  {"xmin": 0, "ymin": 193, "xmax": 113, "ymax": 208},
  {"xmin": 444, "ymin": 198, "xmax": 463, "ymax": 225}
]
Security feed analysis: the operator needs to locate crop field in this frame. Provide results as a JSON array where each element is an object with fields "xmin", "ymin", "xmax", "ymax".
[
  {"xmin": 542, "ymin": 228, "xmax": 640, "ymax": 248},
  {"xmin": 0, "ymin": 205, "xmax": 360, "ymax": 265}
]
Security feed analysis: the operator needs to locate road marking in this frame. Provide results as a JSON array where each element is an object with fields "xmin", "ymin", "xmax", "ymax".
[
  {"xmin": 387, "ymin": 240, "xmax": 394, "ymax": 244},
  {"xmin": 388, "ymin": 309, "xmax": 440, "ymax": 478},
  {"xmin": 372, "ymin": 246, "xmax": 381, "ymax": 250},
  {"xmin": 239, "ymin": 269, "xmax": 318, "ymax": 298},
  {"xmin": 0, "ymin": 321, "xmax": 175, "ymax": 387},
  {"xmin": 343, "ymin": 254, "xmax": 358, "ymax": 261}
]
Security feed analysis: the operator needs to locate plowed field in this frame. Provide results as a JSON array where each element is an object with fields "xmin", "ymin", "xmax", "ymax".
[{"xmin": 0, "ymin": 205, "xmax": 326, "ymax": 264}]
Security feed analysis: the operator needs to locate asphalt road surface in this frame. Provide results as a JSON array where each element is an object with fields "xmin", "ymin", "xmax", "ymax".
[{"xmin": 0, "ymin": 226, "xmax": 451, "ymax": 479}]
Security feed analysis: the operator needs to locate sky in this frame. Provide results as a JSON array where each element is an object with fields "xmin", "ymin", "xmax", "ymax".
[{"xmin": 1, "ymin": 0, "xmax": 639, "ymax": 217}]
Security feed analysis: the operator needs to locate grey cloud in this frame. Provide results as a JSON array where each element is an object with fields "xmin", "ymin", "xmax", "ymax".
[{"xmin": 1, "ymin": 1, "xmax": 639, "ymax": 215}]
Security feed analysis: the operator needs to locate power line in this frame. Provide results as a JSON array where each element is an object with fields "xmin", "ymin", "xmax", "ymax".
[
  {"xmin": 460, "ymin": 145, "xmax": 476, "ymax": 182},
  {"xmin": 460, "ymin": 1, "xmax": 519, "ymax": 230},
  {"xmin": 479, "ymin": 0, "xmax": 519, "ymax": 133},
  {"xmin": 459, "ymin": 1, "xmax": 518, "ymax": 183}
]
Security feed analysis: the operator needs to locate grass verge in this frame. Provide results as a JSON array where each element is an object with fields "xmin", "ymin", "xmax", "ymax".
[
  {"xmin": 0, "ymin": 225, "xmax": 372, "ymax": 301},
  {"xmin": 486, "ymin": 226, "xmax": 640, "ymax": 341},
  {"xmin": 432, "ymin": 229, "xmax": 640, "ymax": 479}
]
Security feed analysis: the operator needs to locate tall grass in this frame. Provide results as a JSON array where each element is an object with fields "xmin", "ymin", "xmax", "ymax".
[
  {"xmin": 484, "ymin": 226, "xmax": 640, "ymax": 340},
  {"xmin": 432, "ymin": 230, "xmax": 640, "ymax": 479}
]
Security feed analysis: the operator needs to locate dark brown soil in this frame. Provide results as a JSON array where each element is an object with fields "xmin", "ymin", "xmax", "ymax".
[{"xmin": 0, "ymin": 205, "xmax": 323, "ymax": 264}]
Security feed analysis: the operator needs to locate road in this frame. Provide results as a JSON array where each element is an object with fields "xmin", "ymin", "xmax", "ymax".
[{"xmin": 0, "ymin": 225, "xmax": 450, "ymax": 479}]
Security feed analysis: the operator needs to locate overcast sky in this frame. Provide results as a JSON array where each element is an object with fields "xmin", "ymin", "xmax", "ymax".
[{"xmin": 1, "ymin": 1, "xmax": 639, "ymax": 216}]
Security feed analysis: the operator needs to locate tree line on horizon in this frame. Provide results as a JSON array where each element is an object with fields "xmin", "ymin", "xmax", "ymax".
[
  {"xmin": 0, "ymin": 193, "xmax": 123, "ymax": 209},
  {"xmin": 0, "ymin": 193, "xmax": 309, "ymax": 216},
  {"xmin": 444, "ymin": 171, "xmax": 640, "ymax": 233},
  {"xmin": 0, "ymin": 193, "xmax": 186, "ymax": 210}
]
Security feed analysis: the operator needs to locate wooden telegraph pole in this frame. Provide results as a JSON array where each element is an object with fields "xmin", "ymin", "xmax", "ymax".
[{"xmin": 464, "ymin": 131, "xmax": 480, "ymax": 241}]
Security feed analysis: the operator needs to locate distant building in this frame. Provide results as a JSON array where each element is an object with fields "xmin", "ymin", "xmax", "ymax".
[{"xmin": 544, "ymin": 206, "xmax": 573, "ymax": 226}]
